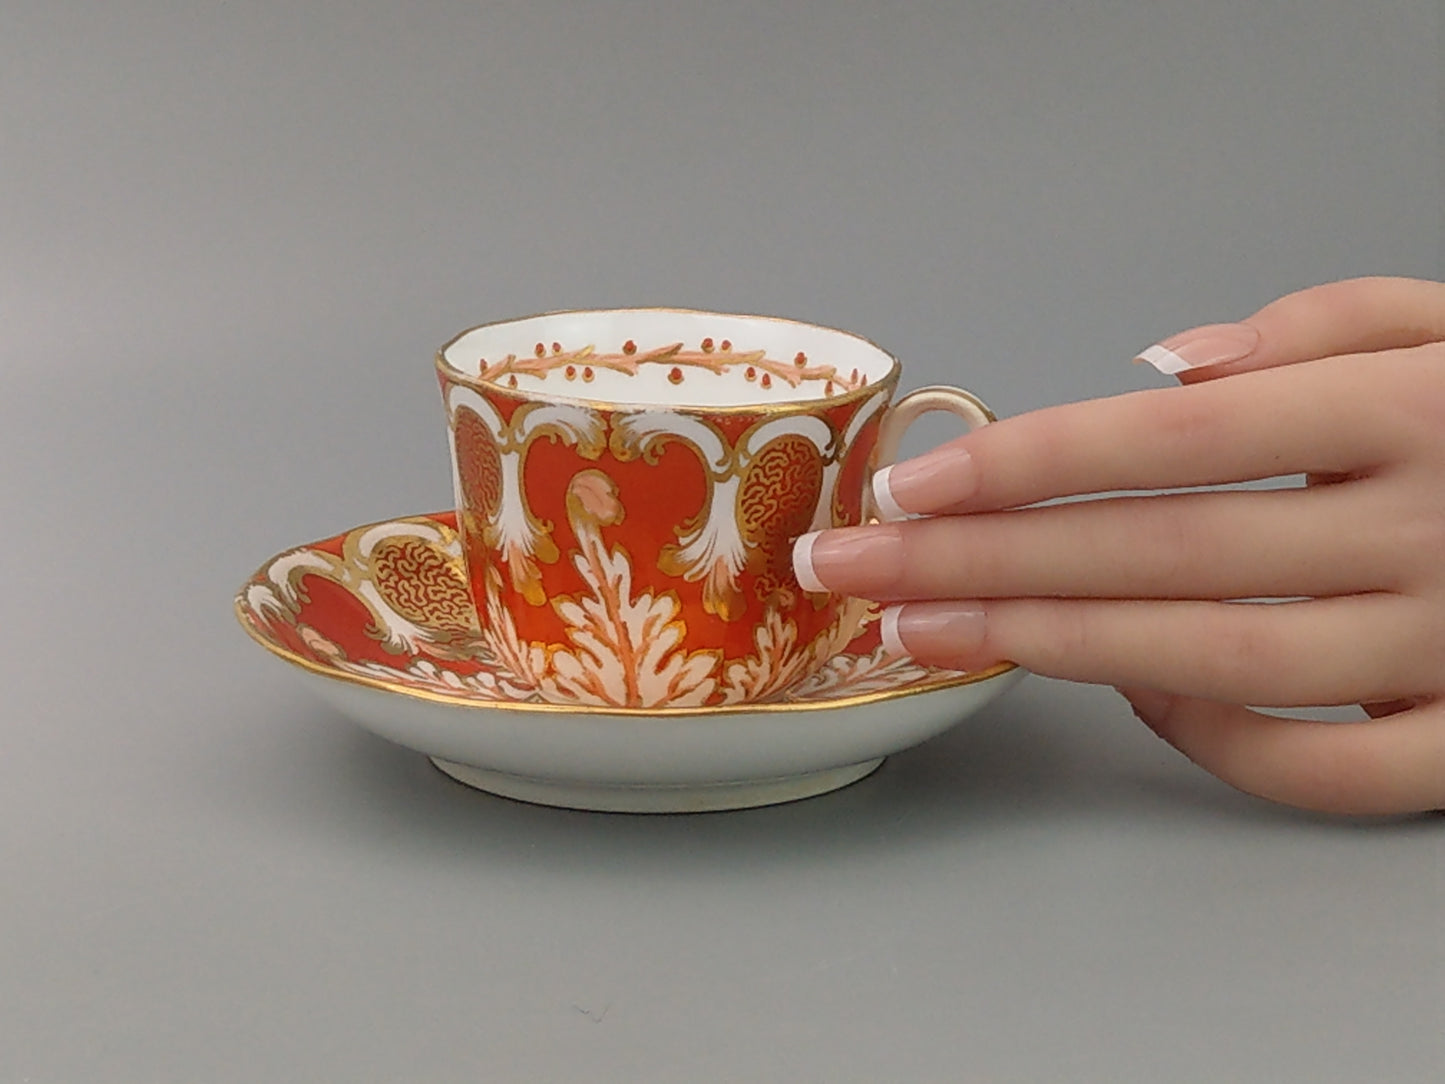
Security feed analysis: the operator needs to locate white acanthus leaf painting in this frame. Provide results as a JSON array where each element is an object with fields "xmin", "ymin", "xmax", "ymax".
[
  {"xmin": 609, "ymin": 410, "xmax": 836, "ymax": 621},
  {"xmin": 446, "ymin": 385, "xmax": 607, "ymax": 605},
  {"xmin": 788, "ymin": 641, "xmax": 939, "ymax": 701},
  {"xmin": 547, "ymin": 470, "xmax": 720, "ymax": 708},
  {"xmin": 718, "ymin": 595, "xmax": 871, "ymax": 704},
  {"xmin": 334, "ymin": 654, "xmax": 537, "ymax": 704},
  {"xmin": 476, "ymin": 469, "xmax": 722, "ymax": 708},
  {"xmin": 475, "ymin": 563, "xmax": 551, "ymax": 690}
]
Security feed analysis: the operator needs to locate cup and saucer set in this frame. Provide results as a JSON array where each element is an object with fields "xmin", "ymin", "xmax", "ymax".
[{"xmin": 235, "ymin": 309, "xmax": 1024, "ymax": 812}]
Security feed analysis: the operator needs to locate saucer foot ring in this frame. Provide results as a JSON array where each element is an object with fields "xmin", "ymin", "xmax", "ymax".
[{"xmin": 429, "ymin": 757, "xmax": 885, "ymax": 813}]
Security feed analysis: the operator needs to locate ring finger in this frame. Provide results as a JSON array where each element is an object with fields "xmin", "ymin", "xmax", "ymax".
[{"xmin": 796, "ymin": 479, "xmax": 1405, "ymax": 603}]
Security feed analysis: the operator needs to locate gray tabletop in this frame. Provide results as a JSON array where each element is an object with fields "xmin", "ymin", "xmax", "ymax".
[{"xmin": 3, "ymin": 3, "xmax": 1442, "ymax": 1081}]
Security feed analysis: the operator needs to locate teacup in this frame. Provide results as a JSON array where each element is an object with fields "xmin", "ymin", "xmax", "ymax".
[{"xmin": 436, "ymin": 308, "xmax": 992, "ymax": 709}]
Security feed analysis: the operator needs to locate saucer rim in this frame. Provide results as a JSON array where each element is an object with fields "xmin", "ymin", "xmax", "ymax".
[{"xmin": 234, "ymin": 512, "xmax": 1019, "ymax": 718}]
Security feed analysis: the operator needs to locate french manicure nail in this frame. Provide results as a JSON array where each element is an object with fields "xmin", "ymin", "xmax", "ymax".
[
  {"xmin": 880, "ymin": 601, "xmax": 987, "ymax": 659},
  {"xmin": 1134, "ymin": 322, "xmax": 1260, "ymax": 375},
  {"xmin": 792, "ymin": 526, "xmax": 904, "ymax": 594},
  {"xmin": 872, "ymin": 444, "xmax": 977, "ymax": 520}
]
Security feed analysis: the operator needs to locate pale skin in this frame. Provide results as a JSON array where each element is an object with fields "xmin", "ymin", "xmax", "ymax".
[{"xmin": 793, "ymin": 277, "xmax": 1445, "ymax": 816}]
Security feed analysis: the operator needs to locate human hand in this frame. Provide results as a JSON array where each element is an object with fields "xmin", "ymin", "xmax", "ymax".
[{"xmin": 792, "ymin": 277, "xmax": 1445, "ymax": 815}]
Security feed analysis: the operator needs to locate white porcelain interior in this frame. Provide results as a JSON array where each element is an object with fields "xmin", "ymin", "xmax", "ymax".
[{"xmin": 439, "ymin": 308, "xmax": 899, "ymax": 408}]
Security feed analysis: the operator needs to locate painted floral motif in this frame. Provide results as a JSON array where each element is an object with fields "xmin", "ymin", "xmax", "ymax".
[
  {"xmin": 475, "ymin": 338, "xmax": 868, "ymax": 396},
  {"xmin": 444, "ymin": 389, "xmax": 608, "ymax": 606},
  {"xmin": 608, "ymin": 409, "xmax": 841, "ymax": 621},
  {"xmin": 542, "ymin": 470, "xmax": 719, "ymax": 708},
  {"xmin": 718, "ymin": 597, "xmax": 872, "ymax": 704},
  {"xmin": 472, "ymin": 565, "xmax": 550, "ymax": 692},
  {"xmin": 236, "ymin": 514, "xmax": 973, "ymax": 711},
  {"xmin": 468, "ymin": 468, "xmax": 869, "ymax": 708},
  {"xmin": 611, "ymin": 409, "xmax": 749, "ymax": 621},
  {"xmin": 788, "ymin": 636, "xmax": 939, "ymax": 700}
]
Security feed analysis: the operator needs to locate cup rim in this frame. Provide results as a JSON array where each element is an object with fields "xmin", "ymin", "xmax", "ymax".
[{"xmin": 434, "ymin": 306, "xmax": 903, "ymax": 415}]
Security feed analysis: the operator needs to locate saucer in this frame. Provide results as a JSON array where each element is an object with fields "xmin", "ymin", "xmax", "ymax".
[{"xmin": 235, "ymin": 512, "xmax": 1024, "ymax": 812}]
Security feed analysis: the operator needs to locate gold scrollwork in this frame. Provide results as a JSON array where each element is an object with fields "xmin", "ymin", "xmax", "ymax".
[
  {"xmin": 738, "ymin": 434, "xmax": 827, "ymax": 603},
  {"xmin": 367, "ymin": 535, "xmax": 476, "ymax": 636}
]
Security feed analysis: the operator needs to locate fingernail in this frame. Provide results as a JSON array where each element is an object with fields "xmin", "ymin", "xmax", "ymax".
[
  {"xmin": 793, "ymin": 525, "xmax": 904, "ymax": 594},
  {"xmin": 880, "ymin": 601, "xmax": 986, "ymax": 659},
  {"xmin": 872, "ymin": 444, "xmax": 977, "ymax": 520},
  {"xmin": 1134, "ymin": 322, "xmax": 1260, "ymax": 375}
]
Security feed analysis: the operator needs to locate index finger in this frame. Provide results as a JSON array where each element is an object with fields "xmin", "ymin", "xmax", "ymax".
[
  {"xmin": 875, "ymin": 348, "xmax": 1410, "ymax": 515},
  {"xmin": 1143, "ymin": 276, "xmax": 1445, "ymax": 383}
]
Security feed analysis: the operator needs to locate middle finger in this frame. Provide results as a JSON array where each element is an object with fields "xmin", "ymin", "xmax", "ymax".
[{"xmin": 795, "ymin": 480, "xmax": 1400, "ymax": 602}]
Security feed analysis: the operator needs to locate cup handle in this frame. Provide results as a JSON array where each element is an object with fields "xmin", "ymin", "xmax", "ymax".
[{"xmin": 867, "ymin": 385, "xmax": 996, "ymax": 521}]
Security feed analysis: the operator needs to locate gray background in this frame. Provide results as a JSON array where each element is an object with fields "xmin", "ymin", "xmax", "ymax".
[{"xmin": 2, "ymin": 1, "xmax": 1442, "ymax": 1081}]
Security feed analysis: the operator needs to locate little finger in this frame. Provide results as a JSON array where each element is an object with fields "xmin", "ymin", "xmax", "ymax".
[{"xmin": 1120, "ymin": 688, "xmax": 1445, "ymax": 816}]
